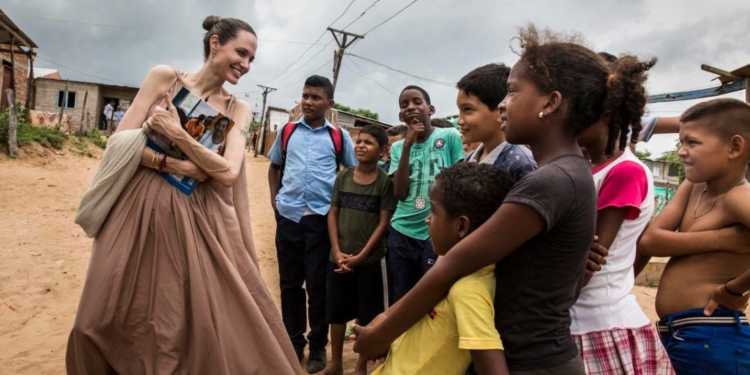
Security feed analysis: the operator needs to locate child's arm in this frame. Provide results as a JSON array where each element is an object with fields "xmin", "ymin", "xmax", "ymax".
[
  {"xmin": 704, "ymin": 186, "xmax": 750, "ymax": 315},
  {"xmin": 639, "ymin": 182, "xmax": 750, "ymax": 256},
  {"xmin": 633, "ymin": 224, "xmax": 652, "ymax": 277},
  {"xmin": 582, "ymin": 207, "xmax": 629, "ymax": 286},
  {"xmin": 340, "ymin": 209, "xmax": 393, "ymax": 270},
  {"xmin": 328, "ymin": 177, "xmax": 348, "ymax": 271},
  {"xmin": 652, "ymin": 117, "xmax": 681, "ymax": 135},
  {"xmin": 392, "ymin": 140, "xmax": 412, "ymax": 201},
  {"xmin": 471, "ymin": 351, "xmax": 509, "ymax": 375},
  {"xmin": 353, "ymin": 202, "xmax": 546, "ymax": 359}
]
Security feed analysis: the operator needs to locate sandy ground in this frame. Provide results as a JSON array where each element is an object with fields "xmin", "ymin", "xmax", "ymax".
[{"xmin": 0, "ymin": 144, "xmax": 678, "ymax": 375}]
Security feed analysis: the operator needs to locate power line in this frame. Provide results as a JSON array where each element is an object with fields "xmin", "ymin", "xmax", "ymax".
[
  {"xmin": 279, "ymin": 59, "xmax": 335, "ymax": 90},
  {"xmin": 266, "ymin": 0, "xmax": 358, "ymax": 85},
  {"xmin": 273, "ymin": 39, "xmax": 335, "ymax": 86},
  {"xmin": 35, "ymin": 56, "xmax": 130, "ymax": 86},
  {"xmin": 363, "ymin": 0, "xmax": 420, "ymax": 35},
  {"xmin": 346, "ymin": 53, "xmax": 455, "ymax": 86},
  {"xmin": 343, "ymin": 60, "xmax": 396, "ymax": 96},
  {"xmin": 341, "ymin": 0, "xmax": 382, "ymax": 30}
]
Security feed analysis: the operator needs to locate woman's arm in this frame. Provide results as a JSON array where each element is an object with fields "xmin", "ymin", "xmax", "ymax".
[
  {"xmin": 353, "ymin": 202, "xmax": 545, "ymax": 358},
  {"xmin": 150, "ymin": 96, "xmax": 252, "ymax": 187}
]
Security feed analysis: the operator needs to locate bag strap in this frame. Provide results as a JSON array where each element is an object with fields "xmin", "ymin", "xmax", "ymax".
[{"xmin": 279, "ymin": 122, "xmax": 298, "ymax": 185}]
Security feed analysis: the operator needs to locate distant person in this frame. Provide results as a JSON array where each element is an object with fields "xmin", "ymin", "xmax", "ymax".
[
  {"xmin": 67, "ymin": 15, "xmax": 301, "ymax": 374},
  {"xmin": 113, "ymin": 107, "xmax": 125, "ymax": 128},
  {"xmin": 101, "ymin": 100, "xmax": 115, "ymax": 130},
  {"xmin": 379, "ymin": 125, "xmax": 407, "ymax": 172}
]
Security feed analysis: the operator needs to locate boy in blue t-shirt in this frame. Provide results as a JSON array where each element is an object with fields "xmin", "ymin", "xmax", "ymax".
[
  {"xmin": 456, "ymin": 63, "xmax": 537, "ymax": 181},
  {"xmin": 388, "ymin": 86, "xmax": 464, "ymax": 303}
]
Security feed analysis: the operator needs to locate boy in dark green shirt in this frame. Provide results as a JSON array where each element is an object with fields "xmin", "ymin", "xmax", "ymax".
[{"xmin": 324, "ymin": 125, "xmax": 396, "ymax": 375}]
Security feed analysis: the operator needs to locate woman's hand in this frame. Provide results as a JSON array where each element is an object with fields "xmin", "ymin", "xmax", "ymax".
[
  {"xmin": 148, "ymin": 92, "xmax": 183, "ymax": 139},
  {"xmin": 172, "ymin": 160, "xmax": 208, "ymax": 181}
]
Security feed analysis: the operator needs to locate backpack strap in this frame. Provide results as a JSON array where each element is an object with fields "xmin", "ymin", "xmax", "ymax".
[
  {"xmin": 279, "ymin": 122, "xmax": 298, "ymax": 185},
  {"xmin": 326, "ymin": 125, "xmax": 344, "ymax": 168}
]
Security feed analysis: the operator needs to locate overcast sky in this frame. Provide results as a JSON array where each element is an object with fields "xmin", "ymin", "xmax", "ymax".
[{"xmin": 4, "ymin": 0, "xmax": 750, "ymax": 157}]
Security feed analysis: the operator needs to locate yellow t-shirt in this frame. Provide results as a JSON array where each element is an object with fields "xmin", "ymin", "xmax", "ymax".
[{"xmin": 371, "ymin": 265, "xmax": 502, "ymax": 375}]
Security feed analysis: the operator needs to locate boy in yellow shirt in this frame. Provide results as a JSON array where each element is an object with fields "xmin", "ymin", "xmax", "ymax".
[{"xmin": 370, "ymin": 162, "xmax": 511, "ymax": 375}]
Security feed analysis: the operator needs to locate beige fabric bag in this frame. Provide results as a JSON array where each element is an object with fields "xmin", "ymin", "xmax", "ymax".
[{"xmin": 74, "ymin": 123, "xmax": 149, "ymax": 238}]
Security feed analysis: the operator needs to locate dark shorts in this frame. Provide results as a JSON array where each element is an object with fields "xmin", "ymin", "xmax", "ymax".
[
  {"xmin": 326, "ymin": 257, "xmax": 388, "ymax": 326},
  {"xmin": 386, "ymin": 227, "xmax": 436, "ymax": 304},
  {"xmin": 657, "ymin": 308, "xmax": 750, "ymax": 375}
]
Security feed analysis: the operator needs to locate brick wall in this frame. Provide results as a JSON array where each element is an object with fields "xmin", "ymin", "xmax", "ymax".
[
  {"xmin": 0, "ymin": 43, "xmax": 31, "ymax": 106},
  {"xmin": 34, "ymin": 79, "xmax": 100, "ymax": 133}
]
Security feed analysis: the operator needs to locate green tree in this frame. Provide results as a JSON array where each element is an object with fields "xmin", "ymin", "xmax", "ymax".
[
  {"xmin": 634, "ymin": 149, "xmax": 652, "ymax": 160},
  {"xmin": 333, "ymin": 103, "xmax": 379, "ymax": 120},
  {"xmin": 658, "ymin": 141, "xmax": 685, "ymax": 183}
]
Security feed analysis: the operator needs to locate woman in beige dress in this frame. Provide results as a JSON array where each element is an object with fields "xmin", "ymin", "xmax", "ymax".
[{"xmin": 66, "ymin": 15, "xmax": 301, "ymax": 375}]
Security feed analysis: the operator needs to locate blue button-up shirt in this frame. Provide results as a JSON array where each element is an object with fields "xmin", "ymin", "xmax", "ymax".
[{"xmin": 269, "ymin": 118, "xmax": 358, "ymax": 223}]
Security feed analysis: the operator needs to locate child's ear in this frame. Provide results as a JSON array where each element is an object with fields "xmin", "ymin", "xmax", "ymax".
[
  {"xmin": 544, "ymin": 90, "xmax": 564, "ymax": 115},
  {"xmin": 379, "ymin": 145, "xmax": 389, "ymax": 157},
  {"xmin": 327, "ymin": 99, "xmax": 335, "ymax": 109},
  {"xmin": 728, "ymin": 134, "xmax": 746, "ymax": 159},
  {"xmin": 456, "ymin": 215, "xmax": 471, "ymax": 239},
  {"xmin": 429, "ymin": 105, "xmax": 436, "ymax": 117},
  {"xmin": 398, "ymin": 111, "xmax": 405, "ymax": 123}
]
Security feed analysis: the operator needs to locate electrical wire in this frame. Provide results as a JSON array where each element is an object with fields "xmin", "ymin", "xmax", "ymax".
[
  {"xmin": 344, "ymin": 60, "xmax": 396, "ymax": 96},
  {"xmin": 341, "ymin": 0, "xmax": 382, "ymax": 30},
  {"xmin": 346, "ymin": 53, "xmax": 455, "ymax": 86},
  {"xmin": 266, "ymin": 0, "xmax": 357, "ymax": 85},
  {"xmin": 35, "ymin": 55, "xmax": 130, "ymax": 86},
  {"xmin": 363, "ymin": 0, "xmax": 420, "ymax": 35}
]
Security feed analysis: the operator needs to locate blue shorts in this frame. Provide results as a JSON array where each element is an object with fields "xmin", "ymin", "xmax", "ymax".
[{"xmin": 657, "ymin": 308, "xmax": 750, "ymax": 375}]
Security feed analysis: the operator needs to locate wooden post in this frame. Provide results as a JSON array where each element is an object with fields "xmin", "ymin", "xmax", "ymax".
[
  {"xmin": 9, "ymin": 37, "xmax": 16, "ymax": 95},
  {"xmin": 59, "ymin": 80, "xmax": 69, "ymax": 127},
  {"xmin": 78, "ymin": 90, "xmax": 88, "ymax": 135},
  {"xmin": 5, "ymin": 89, "xmax": 17, "ymax": 158},
  {"xmin": 26, "ymin": 50, "xmax": 34, "ymax": 110}
]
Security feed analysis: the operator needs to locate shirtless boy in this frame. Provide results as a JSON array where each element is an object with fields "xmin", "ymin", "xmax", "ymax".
[{"xmin": 640, "ymin": 98, "xmax": 750, "ymax": 375}]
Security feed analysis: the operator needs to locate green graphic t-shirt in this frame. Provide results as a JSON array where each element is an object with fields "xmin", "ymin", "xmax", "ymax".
[
  {"xmin": 331, "ymin": 168, "xmax": 397, "ymax": 264},
  {"xmin": 388, "ymin": 127, "xmax": 464, "ymax": 240}
]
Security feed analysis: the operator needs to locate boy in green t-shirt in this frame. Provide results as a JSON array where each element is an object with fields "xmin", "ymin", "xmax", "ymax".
[
  {"xmin": 324, "ymin": 125, "xmax": 396, "ymax": 375},
  {"xmin": 388, "ymin": 86, "xmax": 464, "ymax": 303}
]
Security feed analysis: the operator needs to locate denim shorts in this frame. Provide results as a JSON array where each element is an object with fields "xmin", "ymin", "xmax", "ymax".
[{"xmin": 658, "ymin": 308, "xmax": 750, "ymax": 375}]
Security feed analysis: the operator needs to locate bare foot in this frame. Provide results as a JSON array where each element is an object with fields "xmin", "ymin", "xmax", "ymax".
[{"xmin": 320, "ymin": 363, "xmax": 343, "ymax": 375}]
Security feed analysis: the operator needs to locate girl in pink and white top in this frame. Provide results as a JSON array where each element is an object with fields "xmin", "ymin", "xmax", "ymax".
[{"xmin": 573, "ymin": 56, "xmax": 674, "ymax": 375}]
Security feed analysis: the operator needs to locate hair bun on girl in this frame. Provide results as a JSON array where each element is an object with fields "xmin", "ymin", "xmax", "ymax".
[{"xmin": 202, "ymin": 15, "xmax": 221, "ymax": 31}]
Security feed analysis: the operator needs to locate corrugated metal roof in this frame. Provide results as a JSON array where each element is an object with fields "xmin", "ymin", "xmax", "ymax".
[{"xmin": 0, "ymin": 9, "xmax": 38, "ymax": 49}]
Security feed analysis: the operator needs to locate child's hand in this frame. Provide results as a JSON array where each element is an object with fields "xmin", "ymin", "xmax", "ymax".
[
  {"xmin": 404, "ymin": 118, "xmax": 424, "ymax": 147},
  {"xmin": 333, "ymin": 250, "xmax": 352, "ymax": 273},
  {"xmin": 340, "ymin": 253, "xmax": 365, "ymax": 270},
  {"xmin": 585, "ymin": 235, "xmax": 608, "ymax": 277},
  {"xmin": 352, "ymin": 316, "xmax": 390, "ymax": 364},
  {"xmin": 704, "ymin": 282, "xmax": 750, "ymax": 316}
]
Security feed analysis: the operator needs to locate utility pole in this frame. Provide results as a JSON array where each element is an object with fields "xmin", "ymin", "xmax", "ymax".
[
  {"xmin": 255, "ymin": 84, "xmax": 277, "ymax": 157},
  {"xmin": 328, "ymin": 27, "xmax": 364, "ymax": 94}
]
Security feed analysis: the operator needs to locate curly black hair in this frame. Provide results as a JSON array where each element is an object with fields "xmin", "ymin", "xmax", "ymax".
[
  {"xmin": 457, "ymin": 63, "xmax": 511, "ymax": 110},
  {"xmin": 434, "ymin": 163, "xmax": 515, "ymax": 232},
  {"xmin": 305, "ymin": 75, "xmax": 334, "ymax": 100},
  {"xmin": 515, "ymin": 25, "xmax": 656, "ymax": 155},
  {"xmin": 359, "ymin": 125, "xmax": 389, "ymax": 148},
  {"xmin": 400, "ymin": 85, "xmax": 431, "ymax": 105}
]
